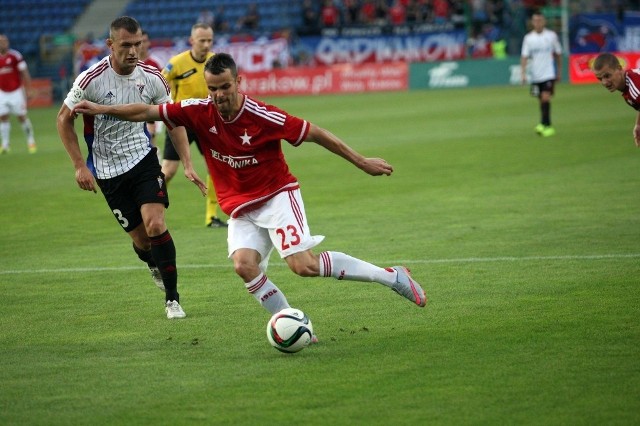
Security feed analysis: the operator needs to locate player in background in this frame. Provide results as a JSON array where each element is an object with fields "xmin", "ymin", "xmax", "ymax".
[
  {"xmin": 0, "ymin": 34, "xmax": 37, "ymax": 154},
  {"xmin": 139, "ymin": 30, "xmax": 162, "ymax": 149},
  {"xmin": 520, "ymin": 11, "xmax": 562, "ymax": 137},
  {"xmin": 72, "ymin": 53, "xmax": 427, "ymax": 333},
  {"xmin": 593, "ymin": 52, "xmax": 640, "ymax": 146},
  {"xmin": 162, "ymin": 23, "xmax": 227, "ymax": 228},
  {"xmin": 56, "ymin": 16, "xmax": 207, "ymax": 319}
]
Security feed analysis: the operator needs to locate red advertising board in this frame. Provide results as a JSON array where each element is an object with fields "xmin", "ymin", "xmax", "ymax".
[
  {"xmin": 570, "ymin": 52, "xmax": 640, "ymax": 84},
  {"xmin": 240, "ymin": 62, "xmax": 408, "ymax": 97},
  {"xmin": 27, "ymin": 78, "xmax": 53, "ymax": 108}
]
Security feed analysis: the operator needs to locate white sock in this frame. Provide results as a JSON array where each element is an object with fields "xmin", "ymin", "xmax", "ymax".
[
  {"xmin": 319, "ymin": 251, "xmax": 396, "ymax": 287},
  {"xmin": 0, "ymin": 122, "xmax": 10, "ymax": 148},
  {"xmin": 21, "ymin": 118, "xmax": 35, "ymax": 144},
  {"xmin": 245, "ymin": 273, "xmax": 290, "ymax": 314}
]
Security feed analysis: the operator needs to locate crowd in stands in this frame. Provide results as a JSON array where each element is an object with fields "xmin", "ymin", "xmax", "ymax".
[
  {"xmin": 186, "ymin": 1, "xmax": 524, "ymax": 39},
  {"xmin": 306, "ymin": 0, "xmax": 468, "ymax": 30},
  {"xmin": 297, "ymin": 0, "xmax": 515, "ymax": 35},
  {"xmin": 295, "ymin": 0, "xmax": 522, "ymax": 57},
  {"xmin": 196, "ymin": 4, "xmax": 259, "ymax": 34},
  {"xmin": 44, "ymin": 0, "xmax": 640, "ymax": 87}
]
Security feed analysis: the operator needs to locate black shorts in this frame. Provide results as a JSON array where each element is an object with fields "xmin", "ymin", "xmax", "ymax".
[
  {"xmin": 530, "ymin": 80, "xmax": 555, "ymax": 97},
  {"xmin": 163, "ymin": 128, "xmax": 203, "ymax": 161},
  {"xmin": 96, "ymin": 148, "xmax": 169, "ymax": 233}
]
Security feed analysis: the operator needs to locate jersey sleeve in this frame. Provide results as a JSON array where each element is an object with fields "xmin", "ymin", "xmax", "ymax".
[
  {"xmin": 263, "ymin": 103, "xmax": 310, "ymax": 147},
  {"xmin": 161, "ymin": 61, "xmax": 173, "ymax": 81},
  {"xmin": 149, "ymin": 72, "xmax": 172, "ymax": 105},
  {"xmin": 625, "ymin": 70, "xmax": 640, "ymax": 108},
  {"xmin": 159, "ymin": 101, "xmax": 188, "ymax": 131},
  {"xmin": 283, "ymin": 115, "xmax": 310, "ymax": 147},
  {"xmin": 63, "ymin": 72, "xmax": 89, "ymax": 110},
  {"xmin": 553, "ymin": 33, "xmax": 562, "ymax": 54}
]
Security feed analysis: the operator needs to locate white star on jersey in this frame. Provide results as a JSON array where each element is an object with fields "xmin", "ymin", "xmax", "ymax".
[{"xmin": 240, "ymin": 130, "xmax": 252, "ymax": 145}]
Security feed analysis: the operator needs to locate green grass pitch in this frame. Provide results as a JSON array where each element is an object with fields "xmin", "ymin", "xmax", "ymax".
[{"xmin": 0, "ymin": 83, "xmax": 639, "ymax": 425}]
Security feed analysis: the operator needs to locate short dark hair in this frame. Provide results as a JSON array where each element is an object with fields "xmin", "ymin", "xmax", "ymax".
[
  {"xmin": 205, "ymin": 52, "xmax": 238, "ymax": 77},
  {"xmin": 110, "ymin": 16, "xmax": 141, "ymax": 39},
  {"xmin": 192, "ymin": 22, "xmax": 213, "ymax": 33},
  {"xmin": 593, "ymin": 52, "xmax": 622, "ymax": 71}
]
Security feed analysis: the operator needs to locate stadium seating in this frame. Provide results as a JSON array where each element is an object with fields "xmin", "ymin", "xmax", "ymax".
[
  {"xmin": 122, "ymin": 0, "xmax": 303, "ymax": 39},
  {"xmin": 0, "ymin": 0, "xmax": 302, "ymax": 56},
  {"xmin": 0, "ymin": 0, "xmax": 92, "ymax": 56}
]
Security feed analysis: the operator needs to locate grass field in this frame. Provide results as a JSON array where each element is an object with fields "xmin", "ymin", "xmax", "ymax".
[{"xmin": 1, "ymin": 83, "xmax": 639, "ymax": 425}]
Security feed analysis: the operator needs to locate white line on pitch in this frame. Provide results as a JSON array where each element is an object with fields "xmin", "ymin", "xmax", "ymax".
[{"xmin": 1, "ymin": 253, "xmax": 639, "ymax": 275}]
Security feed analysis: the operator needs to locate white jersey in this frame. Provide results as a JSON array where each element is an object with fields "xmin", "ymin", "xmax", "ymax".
[
  {"xmin": 521, "ymin": 28, "xmax": 562, "ymax": 83},
  {"xmin": 64, "ymin": 56, "xmax": 171, "ymax": 179}
]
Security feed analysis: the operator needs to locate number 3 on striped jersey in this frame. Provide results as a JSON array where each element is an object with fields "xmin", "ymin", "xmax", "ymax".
[{"xmin": 276, "ymin": 225, "xmax": 301, "ymax": 250}]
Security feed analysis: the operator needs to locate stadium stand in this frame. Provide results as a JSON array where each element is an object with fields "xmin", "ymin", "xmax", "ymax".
[
  {"xmin": 0, "ymin": 0, "xmax": 302, "ymax": 57},
  {"xmin": 0, "ymin": 0, "xmax": 92, "ymax": 56},
  {"xmin": 122, "ymin": 0, "xmax": 303, "ymax": 39}
]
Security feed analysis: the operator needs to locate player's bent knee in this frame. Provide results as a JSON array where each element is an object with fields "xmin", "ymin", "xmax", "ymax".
[{"xmin": 145, "ymin": 219, "xmax": 167, "ymax": 236}]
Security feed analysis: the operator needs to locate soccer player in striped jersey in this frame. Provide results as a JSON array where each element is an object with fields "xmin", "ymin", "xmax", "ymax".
[
  {"xmin": 0, "ymin": 34, "xmax": 37, "ymax": 154},
  {"xmin": 56, "ymin": 16, "xmax": 207, "ymax": 319},
  {"xmin": 73, "ymin": 52, "xmax": 427, "ymax": 336},
  {"xmin": 161, "ymin": 23, "xmax": 227, "ymax": 228},
  {"xmin": 593, "ymin": 52, "xmax": 640, "ymax": 147},
  {"xmin": 521, "ymin": 12, "xmax": 562, "ymax": 137}
]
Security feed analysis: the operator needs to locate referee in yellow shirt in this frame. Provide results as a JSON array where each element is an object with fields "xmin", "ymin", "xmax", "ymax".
[{"xmin": 161, "ymin": 23, "xmax": 226, "ymax": 227}]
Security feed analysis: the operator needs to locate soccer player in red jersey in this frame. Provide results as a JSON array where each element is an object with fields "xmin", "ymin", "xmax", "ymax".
[
  {"xmin": 593, "ymin": 52, "xmax": 640, "ymax": 147},
  {"xmin": 72, "ymin": 53, "xmax": 427, "ymax": 328},
  {"xmin": 0, "ymin": 34, "xmax": 37, "ymax": 154}
]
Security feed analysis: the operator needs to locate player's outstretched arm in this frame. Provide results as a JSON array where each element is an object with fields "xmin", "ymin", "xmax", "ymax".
[
  {"xmin": 305, "ymin": 123, "xmax": 393, "ymax": 176},
  {"xmin": 634, "ymin": 112, "xmax": 640, "ymax": 148},
  {"xmin": 73, "ymin": 100, "xmax": 161, "ymax": 122},
  {"xmin": 167, "ymin": 126, "xmax": 207, "ymax": 196},
  {"xmin": 520, "ymin": 57, "xmax": 528, "ymax": 85}
]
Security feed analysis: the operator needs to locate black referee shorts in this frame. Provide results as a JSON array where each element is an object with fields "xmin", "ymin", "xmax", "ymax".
[{"xmin": 162, "ymin": 128, "xmax": 204, "ymax": 161}]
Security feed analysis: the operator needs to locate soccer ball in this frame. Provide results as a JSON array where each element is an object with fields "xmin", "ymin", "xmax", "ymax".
[{"xmin": 266, "ymin": 308, "xmax": 314, "ymax": 353}]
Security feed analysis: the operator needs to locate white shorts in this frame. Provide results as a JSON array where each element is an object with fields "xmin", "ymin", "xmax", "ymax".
[
  {"xmin": 227, "ymin": 189, "xmax": 325, "ymax": 270},
  {"xmin": 0, "ymin": 88, "xmax": 27, "ymax": 116}
]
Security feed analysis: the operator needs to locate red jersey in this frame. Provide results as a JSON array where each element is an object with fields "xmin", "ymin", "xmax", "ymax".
[
  {"xmin": 320, "ymin": 5, "xmax": 340, "ymax": 26},
  {"xmin": 0, "ymin": 48, "xmax": 26, "ymax": 92},
  {"xmin": 142, "ymin": 56, "xmax": 161, "ymax": 71},
  {"xmin": 623, "ymin": 69, "xmax": 640, "ymax": 111},
  {"xmin": 389, "ymin": 4, "xmax": 406, "ymax": 25},
  {"xmin": 161, "ymin": 95, "xmax": 310, "ymax": 217}
]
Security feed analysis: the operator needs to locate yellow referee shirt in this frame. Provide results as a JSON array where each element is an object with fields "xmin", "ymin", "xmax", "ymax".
[{"xmin": 162, "ymin": 50, "xmax": 214, "ymax": 102}]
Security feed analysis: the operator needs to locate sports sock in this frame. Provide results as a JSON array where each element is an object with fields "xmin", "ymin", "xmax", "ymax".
[
  {"xmin": 319, "ymin": 251, "xmax": 396, "ymax": 287},
  {"xmin": 245, "ymin": 273, "xmax": 290, "ymax": 314},
  {"xmin": 132, "ymin": 242, "xmax": 156, "ymax": 267},
  {"xmin": 21, "ymin": 118, "xmax": 35, "ymax": 144},
  {"xmin": 205, "ymin": 174, "xmax": 218, "ymax": 225},
  {"xmin": 541, "ymin": 101, "xmax": 550, "ymax": 126},
  {"xmin": 0, "ymin": 122, "xmax": 10, "ymax": 148},
  {"xmin": 150, "ymin": 230, "xmax": 179, "ymax": 302}
]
